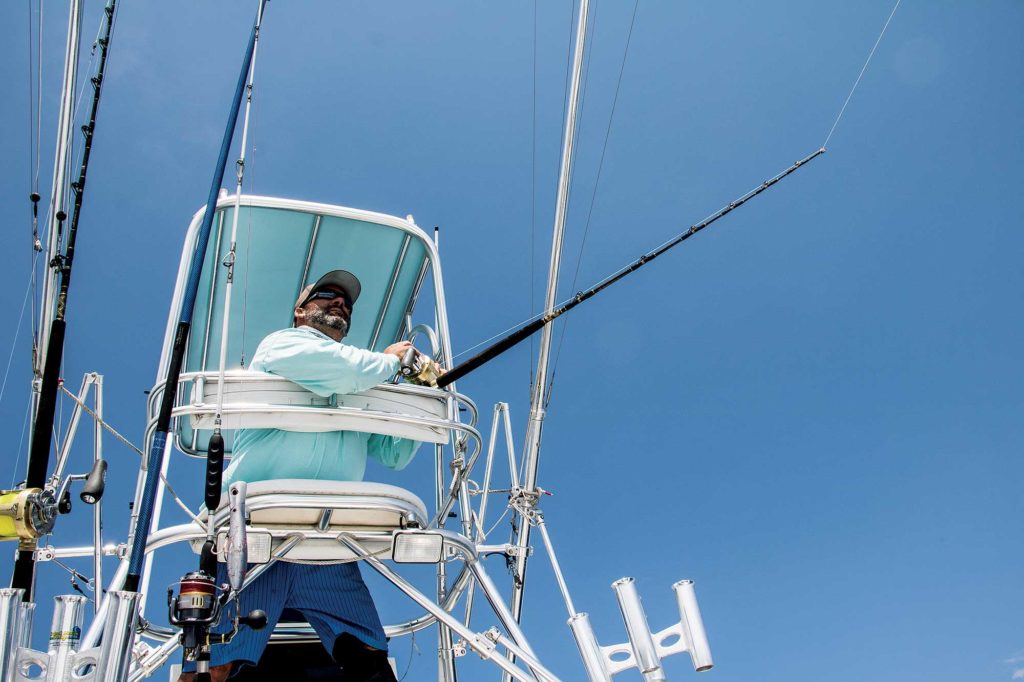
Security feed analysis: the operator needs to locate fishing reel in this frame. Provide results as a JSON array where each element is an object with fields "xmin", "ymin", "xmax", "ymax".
[
  {"xmin": 0, "ymin": 488, "xmax": 58, "ymax": 547},
  {"xmin": 168, "ymin": 570, "xmax": 267, "ymax": 662},
  {"xmin": 399, "ymin": 347, "xmax": 444, "ymax": 387}
]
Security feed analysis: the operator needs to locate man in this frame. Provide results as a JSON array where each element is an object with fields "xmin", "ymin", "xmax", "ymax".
[{"xmin": 180, "ymin": 270, "xmax": 426, "ymax": 682}]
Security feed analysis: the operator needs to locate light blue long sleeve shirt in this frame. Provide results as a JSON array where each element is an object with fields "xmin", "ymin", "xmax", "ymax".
[{"xmin": 222, "ymin": 326, "xmax": 419, "ymax": 485}]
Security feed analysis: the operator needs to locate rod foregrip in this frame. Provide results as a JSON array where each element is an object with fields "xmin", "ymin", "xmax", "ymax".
[
  {"xmin": 205, "ymin": 433, "xmax": 225, "ymax": 512},
  {"xmin": 437, "ymin": 316, "xmax": 549, "ymax": 388}
]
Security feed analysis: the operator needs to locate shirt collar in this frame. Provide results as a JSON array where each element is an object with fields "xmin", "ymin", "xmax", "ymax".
[{"xmin": 295, "ymin": 325, "xmax": 338, "ymax": 342}]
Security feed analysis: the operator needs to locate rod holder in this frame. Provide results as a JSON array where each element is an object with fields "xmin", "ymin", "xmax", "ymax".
[
  {"xmin": 14, "ymin": 595, "xmax": 87, "ymax": 681},
  {"xmin": 568, "ymin": 612, "xmax": 612, "ymax": 682},
  {"xmin": 0, "ymin": 589, "xmax": 26, "ymax": 680},
  {"xmin": 75, "ymin": 590, "xmax": 142, "ymax": 682},
  {"xmin": 612, "ymin": 577, "xmax": 665, "ymax": 681},
  {"xmin": 673, "ymin": 580, "xmax": 713, "ymax": 672},
  {"xmin": 568, "ymin": 577, "xmax": 714, "ymax": 680}
]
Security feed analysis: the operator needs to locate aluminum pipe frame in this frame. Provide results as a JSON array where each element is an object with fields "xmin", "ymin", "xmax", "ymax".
[
  {"xmin": 73, "ymin": 591, "xmax": 142, "ymax": 682},
  {"xmin": 568, "ymin": 578, "xmax": 713, "ymax": 681},
  {"xmin": 0, "ymin": 589, "xmax": 35, "ymax": 681},
  {"xmin": 13, "ymin": 595, "xmax": 85, "ymax": 681},
  {"xmin": 10, "ymin": 591, "xmax": 141, "ymax": 682}
]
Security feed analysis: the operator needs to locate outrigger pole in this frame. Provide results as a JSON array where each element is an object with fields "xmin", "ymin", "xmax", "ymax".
[
  {"xmin": 125, "ymin": 1, "xmax": 267, "ymax": 592},
  {"xmin": 12, "ymin": 0, "xmax": 118, "ymax": 599},
  {"xmin": 437, "ymin": 146, "xmax": 826, "ymax": 390}
]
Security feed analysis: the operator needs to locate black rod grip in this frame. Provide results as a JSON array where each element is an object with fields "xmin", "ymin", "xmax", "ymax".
[
  {"xmin": 437, "ymin": 316, "xmax": 549, "ymax": 388},
  {"xmin": 205, "ymin": 433, "xmax": 225, "ymax": 513},
  {"xmin": 26, "ymin": 320, "xmax": 66, "ymax": 490}
]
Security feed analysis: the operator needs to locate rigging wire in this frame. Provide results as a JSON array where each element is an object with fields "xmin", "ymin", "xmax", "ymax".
[
  {"xmin": 824, "ymin": 0, "xmax": 902, "ymax": 148},
  {"xmin": 546, "ymin": 0, "xmax": 639, "ymax": 408},
  {"xmin": 11, "ymin": 400, "xmax": 32, "ymax": 488},
  {"xmin": 57, "ymin": 384, "xmax": 205, "ymax": 525},
  {"xmin": 1, "ymin": 259, "xmax": 40, "ymax": 408}
]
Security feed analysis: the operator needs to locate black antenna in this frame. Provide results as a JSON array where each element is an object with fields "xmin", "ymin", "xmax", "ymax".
[{"xmin": 438, "ymin": 147, "xmax": 826, "ymax": 389}]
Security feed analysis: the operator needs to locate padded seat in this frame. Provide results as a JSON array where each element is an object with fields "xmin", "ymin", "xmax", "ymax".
[{"xmin": 201, "ymin": 479, "xmax": 430, "ymax": 562}]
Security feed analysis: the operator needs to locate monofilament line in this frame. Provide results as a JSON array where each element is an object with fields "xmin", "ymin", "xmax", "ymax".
[{"xmin": 823, "ymin": 0, "xmax": 902, "ymax": 148}]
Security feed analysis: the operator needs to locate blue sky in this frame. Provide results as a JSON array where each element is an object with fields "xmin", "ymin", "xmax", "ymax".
[{"xmin": 1, "ymin": 2, "xmax": 1022, "ymax": 680}]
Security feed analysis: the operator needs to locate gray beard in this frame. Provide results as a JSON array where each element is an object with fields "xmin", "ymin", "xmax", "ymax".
[{"xmin": 307, "ymin": 308, "xmax": 349, "ymax": 336}]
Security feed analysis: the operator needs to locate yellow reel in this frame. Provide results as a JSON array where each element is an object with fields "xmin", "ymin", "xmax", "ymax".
[{"xmin": 0, "ymin": 488, "xmax": 56, "ymax": 545}]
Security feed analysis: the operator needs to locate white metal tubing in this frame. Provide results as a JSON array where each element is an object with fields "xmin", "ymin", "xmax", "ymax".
[
  {"xmin": 80, "ymin": 558, "xmax": 128, "ymax": 650},
  {"xmin": 567, "ymin": 613, "xmax": 612, "ymax": 682},
  {"xmin": 50, "ymin": 373, "xmax": 97, "ymax": 484},
  {"xmin": 338, "ymin": 536, "xmax": 541, "ymax": 682},
  {"xmin": 37, "ymin": 0, "xmax": 83, "ymax": 371},
  {"xmin": 503, "ymin": 402, "xmax": 519, "ymax": 487},
  {"xmin": 465, "ymin": 560, "xmax": 538, "ymax": 660},
  {"xmin": 86, "ymin": 590, "xmax": 140, "ymax": 682},
  {"xmin": 673, "ymin": 580, "xmax": 713, "ymax": 671},
  {"xmin": 534, "ymin": 518, "xmax": 576, "ymax": 618},
  {"xmin": 18, "ymin": 600, "xmax": 35, "ymax": 649},
  {"xmin": 477, "ymin": 403, "xmax": 504, "ymax": 538},
  {"xmin": 213, "ymin": 0, "xmax": 264, "ymax": 425},
  {"xmin": 492, "ymin": 631, "xmax": 561, "ymax": 682},
  {"xmin": 512, "ymin": 0, "xmax": 593, "ymax": 631},
  {"xmin": 93, "ymin": 373, "xmax": 104, "ymax": 613},
  {"xmin": 0, "ymin": 589, "xmax": 24, "ymax": 680},
  {"xmin": 612, "ymin": 578, "xmax": 664, "ymax": 679},
  {"xmin": 41, "ymin": 594, "xmax": 87, "ymax": 681}
]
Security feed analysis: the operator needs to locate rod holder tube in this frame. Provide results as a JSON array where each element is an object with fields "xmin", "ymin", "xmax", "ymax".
[
  {"xmin": 46, "ymin": 595, "xmax": 87, "ymax": 679},
  {"xmin": 567, "ymin": 613, "xmax": 612, "ymax": 682},
  {"xmin": 611, "ymin": 578, "xmax": 664, "ymax": 679},
  {"xmin": 673, "ymin": 580, "xmax": 713, "ymax": 671},
  {"xmin": 18, "ymin": 601, "xmax": 35, "ymax": 649},
  {"xmin": 0, "ymin": 589, "xmax": 25, "ymax": 680},
  {"xmin": 89, "ymin": 590, "xmax": 141, "ymax": 682}
]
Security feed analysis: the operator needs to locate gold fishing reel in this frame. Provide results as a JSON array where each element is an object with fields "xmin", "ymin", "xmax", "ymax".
[
  {"xmin": 0, "ymin": 488, "xmax": 57, "ymax": 547},
  {"xmin": 399, "ymin": 348, "xmax": 445, "ymax": 388}
]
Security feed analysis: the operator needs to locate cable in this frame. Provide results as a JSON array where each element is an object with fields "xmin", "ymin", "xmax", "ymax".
[
  {"xmin": 824, "ymin": 0, "xmax": 902, "ymax": 147},
  {"xmin": 0, "ymin": 259, "xmax": 40, "ymax": 409},
  {"xmin": 57, "ymin": 384, "xmax": 205, "ymax": 525},
  {"xmin": 11, "ymin": 400, "xmax": 32, "ymax": 489}
]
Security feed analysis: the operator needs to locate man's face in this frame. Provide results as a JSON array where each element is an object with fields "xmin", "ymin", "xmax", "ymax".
[{"xmin": 300, "ymin": 285, "xmax": 353, "ymax": 337}]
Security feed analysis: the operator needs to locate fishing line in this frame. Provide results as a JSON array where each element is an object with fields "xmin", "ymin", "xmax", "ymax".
[
  {"xmin": 439, "ymin": 147, "xmax": 825, "ymax": 387},
  {"xmin": 823, "ymin": 0, "xmax": 902, "ymax": 147},
  {"xmin": 11, "ymin": 400, "xmax": 32, "ymax": 489},
  {"xmin": 0, "ymin": 259, "xmax": 40, "ymax": 409},
  {"xmin": 451, "ymin": 310, "xmax": 549, "ymax": 361},
  {"xmin": 547, "ymin": 0, "xmax": 639, "ymax": 408}
]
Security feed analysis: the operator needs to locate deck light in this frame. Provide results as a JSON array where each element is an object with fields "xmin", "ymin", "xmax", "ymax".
[{"xmin": 391, "ymin": 531, "xmax": 444, "ymax": 564}]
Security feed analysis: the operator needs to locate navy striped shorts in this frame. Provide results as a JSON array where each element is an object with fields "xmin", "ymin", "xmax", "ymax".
[{"xmin": 181, "ymin": 561, "xmax": 387, "ymax": 672}]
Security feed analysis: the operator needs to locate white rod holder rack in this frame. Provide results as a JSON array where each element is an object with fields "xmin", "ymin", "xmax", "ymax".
[{"xmin": 568, "ymin": 577, "xmax": 713, "ymax": 681}]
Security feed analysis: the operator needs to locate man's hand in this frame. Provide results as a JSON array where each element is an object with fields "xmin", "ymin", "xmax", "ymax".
[{"xmin": 383, "ymin": 341, "xmax": 414, "ymax": 361}]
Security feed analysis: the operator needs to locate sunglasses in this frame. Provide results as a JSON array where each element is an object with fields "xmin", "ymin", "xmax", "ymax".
[{"xmin": 304, "ymin": 290, "xmax": 351, "ymax": 306}]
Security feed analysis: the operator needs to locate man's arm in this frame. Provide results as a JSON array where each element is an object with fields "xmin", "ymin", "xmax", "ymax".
[{"xmin": 257, "ymin": 329, "xmax": 401, "ymax": 396}]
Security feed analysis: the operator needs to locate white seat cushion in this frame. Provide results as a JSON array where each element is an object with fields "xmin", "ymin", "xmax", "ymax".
[
  {"xmin": 202, "ymin": 479, "xmax": 430, "ymax": 562},
  {"xmin": 237, "ymin": 479, "xmax": 428, "ymax": 529}
]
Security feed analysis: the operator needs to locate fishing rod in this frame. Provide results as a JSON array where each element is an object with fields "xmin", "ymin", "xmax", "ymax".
[
  {"xmin": 126, "ymin": 1, "xmax": 267, "ymax": 594},
  {"xmin": 10, "ymin": 0, "xmax": 118, "ymax": 600},
  {"xmin": 436, "ymin": 146, "xmax": 826, "ymax": 390}
]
